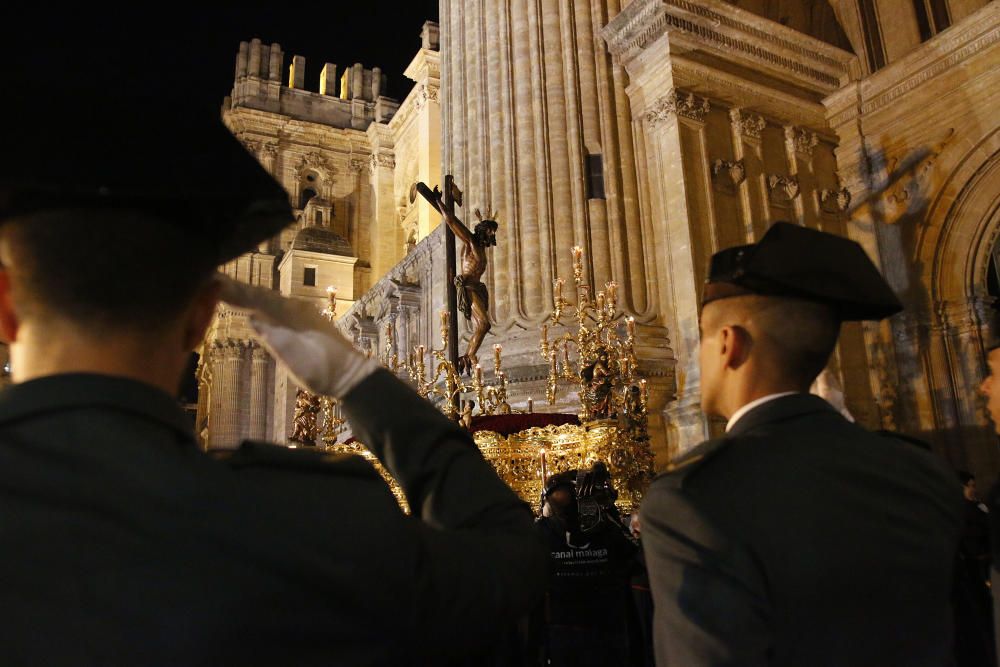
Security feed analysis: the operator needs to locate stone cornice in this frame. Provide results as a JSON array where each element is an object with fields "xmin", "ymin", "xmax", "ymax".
[
  {"xmin": 403, "ymin": 48, "xmax": 441, "ymax": 84},
  {"xmin": 602, "ymin": 0, "xmax": 853, "ymax": 92},
  {"xmin": 670, "ymin": 58, "xmax": 831, "ymax": 128},
  {"xmin": 824, "ymin": 3, "xmax": 1000, "ymax": 126}
]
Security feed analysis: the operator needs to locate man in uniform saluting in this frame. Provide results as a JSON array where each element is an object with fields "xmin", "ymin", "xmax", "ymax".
[
  {"xmin": 0, "ymin": 42, "xmax": 546, "ymax": 665},
  {"xmin": 640, "ymin": 222, "xmax": 964, "ymax": 666}
]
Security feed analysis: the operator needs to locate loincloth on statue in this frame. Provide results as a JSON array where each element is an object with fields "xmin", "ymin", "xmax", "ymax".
[{"xmin": 454, "ymin": 276, "xmax": 489, "ymax": 319}]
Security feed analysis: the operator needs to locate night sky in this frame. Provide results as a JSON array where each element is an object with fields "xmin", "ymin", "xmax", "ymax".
[{"xmin": 5, "ymin": 5, "xmax": 440, "ymax": 111}]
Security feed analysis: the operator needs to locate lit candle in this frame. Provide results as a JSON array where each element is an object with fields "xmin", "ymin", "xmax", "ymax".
[
  {"xmin": 640, "ymin": 379, "xmax": 649, "ymax": 405},
  {"xmin": 417, "ymin": 344, "xmax": 425, "ymax": 360},
  {"xmin": 627, "ymin": 316, "xmax": 636, "ymax": 338},
  {"xmin": 596, "ymin": 291, "xmax": 605, "ymax": 312},
  {"xmin": 571, "ymin": 246, "xmax": 583, "ymax": 265},
  {"xmin": 528, "ymin": 397, "xmax": 533, "ymax": 414},
  {"xmin": 606, "ymin": 281, "xmax": 617, "ymax": 306},
  {"xmin": 475, "ymin": 364, "xmax": 484, "ymax": 384},
  {"xmin": 554, "ymin": 278, "xmax": 564, "ymax": 302},
  {"xmin": 440, "ymin": 310, "xmax": 449, "ymax": 329},
  {"xmin": 494, "ymin": 343, "xmax": 502, "ymax": 369}
]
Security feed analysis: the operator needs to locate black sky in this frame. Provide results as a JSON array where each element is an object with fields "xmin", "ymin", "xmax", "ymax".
[{"xmin": 5, "ymin": 5, "xmax": 440, "ymax": 110}]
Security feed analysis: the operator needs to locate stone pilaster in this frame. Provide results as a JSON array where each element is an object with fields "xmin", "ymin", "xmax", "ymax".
[
  {"xmin": 214, "ymin": 340, "xmax": 247, "ymax": 450},
  {"xmin": 248, "ymin": 342, "xmax": 270, "ymax": 441}
]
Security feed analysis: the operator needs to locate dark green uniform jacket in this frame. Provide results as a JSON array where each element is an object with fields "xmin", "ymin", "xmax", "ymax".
[
  {"xmin": 0, "ymin": 369, "xmax": 547, "ymax": 666},
  {"xmin": 640, "ymin": 393, "xmax": 963, "ymax": 667}
]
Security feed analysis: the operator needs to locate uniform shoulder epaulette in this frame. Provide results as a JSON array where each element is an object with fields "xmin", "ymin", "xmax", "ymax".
[
  {"xmin": 656, "ymin": 437, "xmax": 732, "ymax": 488},
  {"xmin": 212, "ymin": 440, "xmax": 380, "ymax": 479}
]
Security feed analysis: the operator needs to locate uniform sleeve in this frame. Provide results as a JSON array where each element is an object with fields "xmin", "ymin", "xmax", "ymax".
[
  {"xmin": 639, "ymin": 477, "xmax": 771, "ymax": 667},
  {"xmin": 339, "ymin": 369, "xmax": 548, "ymax": 657}
]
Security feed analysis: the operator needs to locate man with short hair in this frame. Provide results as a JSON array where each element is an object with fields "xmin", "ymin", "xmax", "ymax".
[
  {"xmin": 0, "ymin": 84, "xmax": 546, "ymax": 667},
  {"xmin": 640, "ymin": 222, "xmax": 964, "ymax": 666}
]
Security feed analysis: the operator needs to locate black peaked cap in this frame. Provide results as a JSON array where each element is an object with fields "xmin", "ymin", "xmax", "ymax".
[{"xmin": 703, "ymin": 222, "xmax": 903, "ymax": 321}]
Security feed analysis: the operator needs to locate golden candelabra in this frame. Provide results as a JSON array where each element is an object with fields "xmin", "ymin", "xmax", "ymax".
[
  {"xmin": 380, "ymin": 310, "xmax": 513, "ymax": 420},
  {"xmin": 467, "ymin": 244, "xmax": 655, "ymax": 511}
]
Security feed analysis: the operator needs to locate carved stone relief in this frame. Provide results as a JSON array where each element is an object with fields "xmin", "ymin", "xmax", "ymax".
[
  {"xmin": 820, "ymin": 187, "xmax": 852, "ymax": 214},
  {"xmin": 711, "ymin": 158, "xmax": 746, "ymax": 193},
  {"xmin": 767, "ymin": 174, "xmax": 800, "ymax": 205}
]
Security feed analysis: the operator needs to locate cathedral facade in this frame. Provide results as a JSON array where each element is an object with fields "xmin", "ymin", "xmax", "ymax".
[{"xmin": 200, "ymin": 1, "xmax": 1000, "ymax": 483}]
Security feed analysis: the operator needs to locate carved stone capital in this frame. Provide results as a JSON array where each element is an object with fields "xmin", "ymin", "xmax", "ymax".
[
  {"xmin": 221, "ymin": 339, "xmax": 247, "ymax": 361},
  {"xmin": 260, "ymin": 143, "xmax": 278, "ymax": 160},
  {"xmin": 413, "ymin": 83, "xmax": 440, "ymax": 111},
  {"xmin": 250, "ymin": 342, "xmax": 270, "ymax": 362},
  {"xmin": 348, "ymin": 157, "xmax": 368, "ymax": 175},
  {"xmin": 730, "ymin": 108, "xmax": 767, "ymax": 139},
  {"xmin": 645, "ymin": 88, "xmax": 710, "ymax": 126},
  {"xmin": 369, "ymin": 152, "xmax": 395, "ymax": 170},
  {"xmin": 241, "ymin": 138, "xmax": 261, "ymax": 155},
  {"xmin": 786, "ymin": 126, "xmax": 819, "ymax": 156}
]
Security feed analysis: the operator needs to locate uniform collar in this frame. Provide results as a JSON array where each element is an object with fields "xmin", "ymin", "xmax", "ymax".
[
  {"xmin": 725, "ymin": 392, "xmax": 798, "ymax": 432},
  {"xmin": 726, "ymin": 392, "xmax": 839, "ymax": 436},
  {"xmin": 0, "ymin": 373, "xmax": 196, "ymax": 441}
]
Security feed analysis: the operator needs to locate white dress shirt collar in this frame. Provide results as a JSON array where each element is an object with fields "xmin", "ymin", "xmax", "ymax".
[{"xmin": 725, "ymin": 392, "xmax": 799, "ymax": 432}]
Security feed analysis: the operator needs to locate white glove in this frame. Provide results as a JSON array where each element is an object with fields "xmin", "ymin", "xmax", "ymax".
[{"xmin": 217, "ymin": 275, "xmax": 378, "ymax": 399}]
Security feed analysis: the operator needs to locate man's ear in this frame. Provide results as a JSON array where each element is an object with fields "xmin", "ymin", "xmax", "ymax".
[
  {"xmin": 0, "ymin": 270, "xmax": 20, "ymax": 344},
  {"xmin": 182, "ymin": 278, "xmax": 221, "ymax": 351},
  {"xmin": 720, "ymin": 324, "xmax": 753, "ymax": 371}
]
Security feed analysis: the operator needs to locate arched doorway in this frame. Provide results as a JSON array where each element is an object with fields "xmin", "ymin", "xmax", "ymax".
[{"xmin": 922, "ymin": 136, "xmax": 1000, "ymax": 480}]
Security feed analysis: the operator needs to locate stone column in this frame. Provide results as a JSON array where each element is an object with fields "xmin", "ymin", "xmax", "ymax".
[
  {"xmin": 634, "ymin": 89, "xmax": 715, "ymax": 454},
  {"xmin": 248, "ymin": 342, "xmax": 270, "ymax": 441},
  {"xmin": 206, "ymin": 342, "xmax": 223, "ymax": 450},
  {"xmin": 213, "ymin": 340, "xmax": 247, "ymax": 450},
  {"xmin": 367, "ymin": 124, "xmax": 399, "ymax": 280},
  {"xmin": 260, "ymin": 143, "xmax": 277, "ymax": 176},
  {"xmin": 440, "ymin": 0, "xmax": 650, "ymax": 329}
]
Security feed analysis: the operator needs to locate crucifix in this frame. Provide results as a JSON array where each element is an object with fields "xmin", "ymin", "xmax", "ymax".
[{"xmin": 411, "ymin": 175, "xmax": 497, "ymax": 381}]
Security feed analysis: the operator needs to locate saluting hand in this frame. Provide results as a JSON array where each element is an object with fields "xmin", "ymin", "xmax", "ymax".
[{"xmin": 216, "ymin": 275, "xmax": 377, "ymax": 399}]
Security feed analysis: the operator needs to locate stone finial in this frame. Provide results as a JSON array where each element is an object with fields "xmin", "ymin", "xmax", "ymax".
[
  {"xmin": 290, "ymin": 55, "xmax": 306, "ymax": 90},
  {"xmin": 236, "ymin": 41, "xmax": 249, "ymax": 79},
  {"xmin": 268, "ymin": 44, "xmax": 283, "ymax": 82},
  {"xmin": 352, "ymin": 63, "xmax": 364, "ymax": 99},
  {"xmin": 248, "ymin": 39, "xmax": 262, "ymax": 79},
  {"xmin": 259, "ymin": 44, "xmax": 271, "ymax": 78},
  {"xmin": 320, "ymin": 63, "xmax": 337, "ymax": 96},
  {"xmin": 421, "ymin": 21, "xmax": 440, "ymax": 50}
]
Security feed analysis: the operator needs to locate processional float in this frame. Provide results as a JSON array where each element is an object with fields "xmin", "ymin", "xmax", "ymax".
[{"xmin": 288, "ymin": 176, "xmax": 654, "ymax": 513}]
